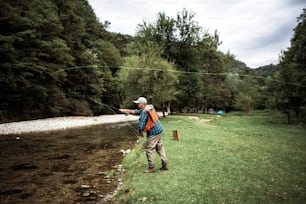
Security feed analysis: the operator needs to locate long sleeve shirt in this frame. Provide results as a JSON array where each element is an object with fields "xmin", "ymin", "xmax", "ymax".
[{"xmin": 135, "ymin": 107, "xmax": 163, "ymax": 137}]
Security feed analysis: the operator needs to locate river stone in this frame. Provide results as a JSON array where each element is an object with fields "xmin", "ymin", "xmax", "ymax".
[
  {"xmin": 80, "ymin": 184, "xmax": 91, "ymax": 189},
  {"xmin": 82, "ymin": 192, "xmax": 90, "ymax": 197}
]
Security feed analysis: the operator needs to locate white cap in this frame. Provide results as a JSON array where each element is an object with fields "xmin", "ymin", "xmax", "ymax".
[{"xmin": 133, "ymin": 97, "xmax": 147, "ymax": 104}]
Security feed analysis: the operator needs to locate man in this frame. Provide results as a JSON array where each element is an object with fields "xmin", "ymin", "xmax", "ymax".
[{"xmin": 119, "ymin": 97, "xmax": 168, "ymax": 173}]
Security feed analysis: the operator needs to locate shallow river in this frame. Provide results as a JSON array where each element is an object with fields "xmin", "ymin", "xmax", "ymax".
[{"xmin": 0, "ymin": 122, "xmax": 138, "ymax": 204}]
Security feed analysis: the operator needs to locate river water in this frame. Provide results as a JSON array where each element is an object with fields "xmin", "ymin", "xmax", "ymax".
[{"xmin": 0, "ymin": 122, "xmax": 138, "ymax": 204}]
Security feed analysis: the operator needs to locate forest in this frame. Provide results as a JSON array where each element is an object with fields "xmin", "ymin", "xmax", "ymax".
[{"xmin": 0, "ymin": 0, "xmax": 305, "ymax": 123}]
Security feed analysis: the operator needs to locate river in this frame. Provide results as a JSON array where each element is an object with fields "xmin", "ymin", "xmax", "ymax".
[{"xmin": 0, "ymin": 122, "xmax": 138, "ymax": 204}]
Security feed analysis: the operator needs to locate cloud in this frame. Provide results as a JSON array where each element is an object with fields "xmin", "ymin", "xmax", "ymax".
[{"xmin": 88, "ymin": 0, "xmax": 305, "ymax": 67}]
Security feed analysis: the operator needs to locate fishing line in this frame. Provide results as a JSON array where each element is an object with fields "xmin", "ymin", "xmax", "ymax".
[
  {"xmin": 101, "ymin": 103, "xmax": 148, "ymax": 150},
  {"xmin": 101, "ymin": 102, "xmax": 140, "ymax": 137},
  {"xmin": 51, "ymin": 65, "xmax": 306, "ymax": 88}
]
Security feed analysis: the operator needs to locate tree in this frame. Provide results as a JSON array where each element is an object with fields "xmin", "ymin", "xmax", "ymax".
[
  {"xmin": 268, "ymin": 8, "xmax": 306, "ymax": 123},
  {"xmin": 135, "ymin": 9, "xmax": 230, "ymax": 113},
  {"xmin": 0, "ymin": 0, "xmax": 124, "ymax": 121},
  {"xmin": 119, "ymin": 42, "xmax": 178, "ymax": 116},
  {"xmin": 0, "ymin": 0, "xmax": 74, "ymax": 120},
  {"xmin": 234, "ymin": 93, "xmax": 254, "ymax": 112}
]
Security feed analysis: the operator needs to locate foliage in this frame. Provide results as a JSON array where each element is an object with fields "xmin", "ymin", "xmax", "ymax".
[
  {"xmin": 266, "ymin": 8, "xmax": 306, "ymax": 123},
  {"xmin": 0, "ymin": 0, "xmax": 122, "ymax": 121},
  {"xmin": 254, "ymin": 64, "xmax": 277, "ymax": 78},
  {"xmin": 0, "ymin": 0, "xmax": 296, "ymax": 122},
  {"xmin": 234, "ymin": 93, "xmax": 254, "ymax": 112},
  {"xmin": 119, "ymin": 42, "xmax": 178, "ymax": 114},
  {"xmin": 136, "ymin": 9, "xmax": 229, "ymax": 113}
]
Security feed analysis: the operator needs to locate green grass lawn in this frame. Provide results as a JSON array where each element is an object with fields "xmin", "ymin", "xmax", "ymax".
[{"xmin": 114, "ymin": 111, "xmax": 306, "ymax": 204}]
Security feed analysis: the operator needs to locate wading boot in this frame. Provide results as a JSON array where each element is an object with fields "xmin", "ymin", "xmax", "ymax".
[
  {"xmin": 144, "ymin": 168, "xmax": 156, "ymax": 173},
  {"xmin": 160, "ymin": 165, "xmax": 168, "ymax": 171}
]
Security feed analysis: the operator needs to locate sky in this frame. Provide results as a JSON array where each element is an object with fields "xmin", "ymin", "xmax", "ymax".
[{"xmin": 87, "ymin": 0, "xmax": 305, "ymax": 68}]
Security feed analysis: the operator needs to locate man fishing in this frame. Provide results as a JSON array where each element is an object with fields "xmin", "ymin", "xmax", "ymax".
[{"xmin": 119, "ymin": 97, "xmax": 168, "ymax": 173}]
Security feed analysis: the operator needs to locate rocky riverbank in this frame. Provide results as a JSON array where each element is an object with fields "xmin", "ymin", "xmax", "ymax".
[{"xmin": 0, "ymin": 114, "xmax": 139, "ymax": 135}]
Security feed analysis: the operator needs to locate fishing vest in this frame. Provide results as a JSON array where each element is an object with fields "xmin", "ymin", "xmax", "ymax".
[{"xmin": 144, "ymin": 108, "xmax": 159, "ymax": 131}]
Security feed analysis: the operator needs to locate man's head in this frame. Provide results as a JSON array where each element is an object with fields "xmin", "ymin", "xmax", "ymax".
[{"xmin": 133, "ymin": 97, "xmax": 147, "ymax": 109}]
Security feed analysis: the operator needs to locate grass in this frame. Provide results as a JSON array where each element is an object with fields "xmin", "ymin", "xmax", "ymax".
[{"xmin": 114, "ymin": 111, "xmax": 306, "ymax": 204}]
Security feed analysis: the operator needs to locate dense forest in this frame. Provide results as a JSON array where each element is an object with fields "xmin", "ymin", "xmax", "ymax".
[{"xmin": 0, "ymin": 1, "xmax": 305, "ymax": 123}]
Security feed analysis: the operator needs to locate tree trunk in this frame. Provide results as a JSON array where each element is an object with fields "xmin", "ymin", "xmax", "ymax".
[
  {"xmin": 167, "ymin": 101, "xmax": 171, "ymax": 115},
  {"xmin": 284, "ymin": 111, "xmax": 291, "ymax": 124}
]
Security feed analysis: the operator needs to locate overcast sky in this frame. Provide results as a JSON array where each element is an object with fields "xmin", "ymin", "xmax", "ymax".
[{"xmin": 87, "ymin": 0, "xmax": 305, "ymax": 68}]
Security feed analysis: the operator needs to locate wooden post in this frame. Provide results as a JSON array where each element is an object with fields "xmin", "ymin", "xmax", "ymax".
[{"xmin": 173, "ymin": 129, "xmax": 180, "ymax": 140}]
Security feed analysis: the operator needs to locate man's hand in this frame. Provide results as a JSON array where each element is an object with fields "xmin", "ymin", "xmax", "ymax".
[
  {"xmin": 139, "ymin": 131, "xmax": 144, "ymax": 137},
  {"xmin": 119, "ymin": 109, "xmax": 135, "ymax": 114}
]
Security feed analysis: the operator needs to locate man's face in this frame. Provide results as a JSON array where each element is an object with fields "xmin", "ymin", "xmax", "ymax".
[{"xmin": 137, "ymin": 103, "xmax": 145, "ymax": 109}]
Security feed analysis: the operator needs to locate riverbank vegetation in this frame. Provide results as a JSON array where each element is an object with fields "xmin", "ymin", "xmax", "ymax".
[
  {"xmin": 1, "ymin": 1, "xmax": 305, "ymax": 124},
  {"xmin": 115, "ymin": 111, "xmax": 306, "ymax": 203}
]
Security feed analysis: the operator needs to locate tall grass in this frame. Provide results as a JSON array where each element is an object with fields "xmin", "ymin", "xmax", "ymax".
[{"xmin": 115, "ymin": 111, "xmax": 306, "ymax": 204}]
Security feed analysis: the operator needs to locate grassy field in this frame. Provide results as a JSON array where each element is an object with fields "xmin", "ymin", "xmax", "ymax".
[{"xmin": 114, "ymin": 111, "xmax": 306, "ymax": 204}]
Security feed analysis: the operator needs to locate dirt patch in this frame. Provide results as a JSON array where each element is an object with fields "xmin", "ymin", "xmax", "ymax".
[{"xmin": 0, "ymin": 122, "xmax": 138, "ymax": 204}]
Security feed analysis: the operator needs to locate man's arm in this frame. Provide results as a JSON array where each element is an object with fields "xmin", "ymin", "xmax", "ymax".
[
  {"xmin": 138, "ymin": 112, "xmax": 148, "ymax": 131},
  {"xmin": 119, "ymin": 109, "xmax": 136, "ymax": 114}
]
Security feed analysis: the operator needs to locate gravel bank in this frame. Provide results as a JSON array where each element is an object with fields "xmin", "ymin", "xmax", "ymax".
[{"xmin": 0, "ymin": 114, "xmax": 139, "ymax": 135}]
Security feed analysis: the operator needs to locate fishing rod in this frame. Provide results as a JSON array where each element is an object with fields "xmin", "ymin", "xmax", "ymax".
[{"xmin": 101, "ymin": 103, "xmax": 140, "ymax": 137}]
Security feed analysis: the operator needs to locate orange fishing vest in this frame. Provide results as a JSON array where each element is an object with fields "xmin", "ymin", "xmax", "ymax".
[{"xmin": 144, "ymin": 108, "xmax": 159, "ymax": 131}]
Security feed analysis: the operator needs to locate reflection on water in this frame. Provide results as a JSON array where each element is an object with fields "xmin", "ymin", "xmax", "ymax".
[{"xmin": 0, "ymin": 122, "xmax": 138, "ymax": 203}]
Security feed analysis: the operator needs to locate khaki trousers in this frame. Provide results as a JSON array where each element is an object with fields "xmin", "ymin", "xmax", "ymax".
[{"xmin": 145, "ymin": 133, "xmax": 167, "ymax": 168}]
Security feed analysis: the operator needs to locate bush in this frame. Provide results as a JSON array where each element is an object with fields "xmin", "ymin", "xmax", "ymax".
[
  {"xmin": 69, "ymin": 99, "xmax": 93, "ymax": 116},
  {"xmin": 234, "ymin": 93, "xmax": 254, "ymax": 112}
]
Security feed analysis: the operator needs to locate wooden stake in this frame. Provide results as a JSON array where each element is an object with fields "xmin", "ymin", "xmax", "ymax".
[{"xmin": 173, "ymin": 129, "xmax": 180, "ymax": 140}]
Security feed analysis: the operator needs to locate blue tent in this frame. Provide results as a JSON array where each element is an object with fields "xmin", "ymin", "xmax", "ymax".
[{"xmin": 217, "ymin": 110, "xmax": 224, "ymax": 115}]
